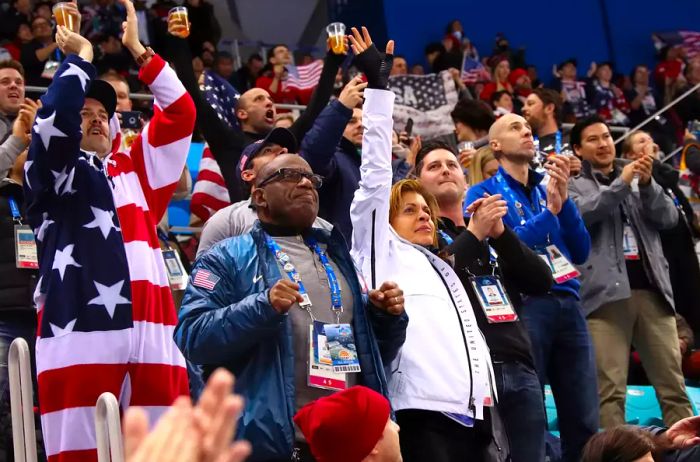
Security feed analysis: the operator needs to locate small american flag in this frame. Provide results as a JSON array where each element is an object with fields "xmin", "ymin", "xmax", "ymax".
[
  {"xmin": 461, "ymin": 56, "xmax": 490, "ymax": 84},
  {"xmin": 202, "ymin": 70, "xmax": 240, "ymax": 129},
  {"xmin": 285, "ymin": 60, "xmax": 324, "ymax": 91},
  {"xmin": 653, "ymin": 31, "xmax": 700, "ymax": 59},
  {"xmin": 193, "ymin": 269, "xmax": 221, "ymax": 290}
]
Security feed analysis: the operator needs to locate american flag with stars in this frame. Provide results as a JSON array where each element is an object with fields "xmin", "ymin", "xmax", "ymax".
[
  {"xmin": 653, "ymin": 31, "xmax": 700, "ymax": 59},
  {"xmin": 24, "ymin": 54, "xmax": 193, "ymax": 462},
  {"xmin": 388, "ymin": 71, "xmax": 459, "ymax": 138},
  {"xmin": 202, "ymin": 70, "xmax": 240, "ymax": 130}
]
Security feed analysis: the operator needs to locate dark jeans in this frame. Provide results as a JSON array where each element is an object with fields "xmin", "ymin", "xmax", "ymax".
[
  {"xmin": 520, "ymin": 293, "xmax": 599, "ymax": 462},
  {"xmin": 494, "ymin": 361, "xmax": 546, "ymax": 462},
  {"xmin": 396, "ymin": 409, "xmax": 492, "ymax": 462}
]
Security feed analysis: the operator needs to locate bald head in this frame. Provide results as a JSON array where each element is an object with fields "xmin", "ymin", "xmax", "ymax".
[
  {"xmin": 236, "ymin": 88, "xmax": 275, "ymax": 134},
  {"xmin": 488, "ymin": 113, "xmax": 535, "ymax": 162}
]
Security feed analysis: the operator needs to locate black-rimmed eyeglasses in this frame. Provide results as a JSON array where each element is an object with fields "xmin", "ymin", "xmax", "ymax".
[{"xmin": 257, "ymin": 168, "xmax": 324, "ymax": 189}]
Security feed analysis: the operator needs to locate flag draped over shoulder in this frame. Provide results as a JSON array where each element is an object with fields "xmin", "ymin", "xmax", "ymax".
[{"xmin": 389, "ymin": 71, "xmax": 459, "ymax": 139}]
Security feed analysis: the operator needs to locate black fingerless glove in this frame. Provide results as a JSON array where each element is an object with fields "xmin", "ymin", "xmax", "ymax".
[{"xmin": 353, "ymin": 44, "xmax": 394, "ymax": 89}]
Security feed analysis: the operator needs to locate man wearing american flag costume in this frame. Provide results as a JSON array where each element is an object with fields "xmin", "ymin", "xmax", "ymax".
[{"xmin": 23, "ymin": 0, "xmax": 194, "ymax": 460}]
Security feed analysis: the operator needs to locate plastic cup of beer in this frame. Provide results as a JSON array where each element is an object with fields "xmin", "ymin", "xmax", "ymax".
[
  {"xmin": 326, "ymin": 22, "xmax": 346, "ymax": 54},
  {"xmin": 168, "ymin": 6, "xmax": 190, "ymax": 38},
  {"xmin": 52, "ymin": 2, "xmax": 81, "ymax": 33}
]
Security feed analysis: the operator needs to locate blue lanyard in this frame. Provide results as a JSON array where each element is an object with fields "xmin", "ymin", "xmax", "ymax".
[
  {"xmin": 8, "ymin": 198, "xmax": 21, "ymax": 222},
  {"xmin": 264, "ymin": 233, "xmax": 343, "ymax": 322},
  {"xmin": 494, "ymin": 171, "xmax": 544, "ymax": 225}
]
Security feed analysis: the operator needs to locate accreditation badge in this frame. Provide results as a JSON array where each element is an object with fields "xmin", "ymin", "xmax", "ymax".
[
  {"xmin": 324, "ymin": 323, "xmax": 361, "ymax": 373},
  {"xmin": 469, "ymin": 275, "xmax": 517, "ymax": 323},
  {"xmin": 623, "ymin": 225, "xmax": 640, "ymax": 260},
  {"xmin": 308, "ymin": 321, "xmax": 346, "ymax": 391},
  {"xmin": 14, "ymin": 225, "xmax": 38, "ymax": 269},
  {"xmin": 162, "ymin": 249, "xmax": 188, "ymax": 290},
  {"xmin": 538, "ymin": 244, "xmax": 580, "ymax": 284}
]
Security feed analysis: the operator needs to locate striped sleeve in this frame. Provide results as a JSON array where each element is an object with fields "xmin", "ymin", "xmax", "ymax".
[{"xmin": 129, "ymin": 54, "xmax": 196, "ymax": 222}]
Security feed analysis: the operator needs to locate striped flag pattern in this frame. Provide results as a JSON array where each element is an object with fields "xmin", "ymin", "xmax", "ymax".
[
  {"xmin": 285, "ymin": 60, "xmax": 324, "ymax": 91},
  {"xmin": 190, "ymin": 145, "xmax": 231, "ymax": 223},
  {"xmin": 24, "ymin": 54, "xmax": 195, "ymax": 462}
]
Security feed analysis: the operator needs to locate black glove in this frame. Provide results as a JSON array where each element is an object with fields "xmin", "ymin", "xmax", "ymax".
[{"xmin": 352, "ymin": 43, "xmax": 394, "ymax": 90}]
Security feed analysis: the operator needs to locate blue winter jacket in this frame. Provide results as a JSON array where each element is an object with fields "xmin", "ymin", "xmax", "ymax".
[
  {"xmin": 466, "ymin": 166, "xmax": 591, "ymax": 297},
  {"xmin": 175, "ymin": 221, "xmax": 408, "ymax": 461}
]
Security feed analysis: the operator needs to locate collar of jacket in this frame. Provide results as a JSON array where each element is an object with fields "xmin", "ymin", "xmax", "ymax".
[
  {"xmin": 339, "ymin": 137, "xmax": 361, "ymax": 159},
  {"xmin": 497, "ymin": 165, "xmax": 543, "ymax": 189},
  {"xmin": 580, "ymin": 158, "xmax": 631, "ymax": 181}
]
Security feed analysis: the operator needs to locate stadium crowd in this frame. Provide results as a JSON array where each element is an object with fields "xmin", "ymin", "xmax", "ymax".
[{"xmin": 2, "ymin": 0, "xmax": 700, "ymax": 461}]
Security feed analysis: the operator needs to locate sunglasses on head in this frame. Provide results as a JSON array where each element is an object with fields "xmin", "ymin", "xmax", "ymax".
[{"xmin": 257, "ymin": 168, "xmax": 324, "ymax": 189}]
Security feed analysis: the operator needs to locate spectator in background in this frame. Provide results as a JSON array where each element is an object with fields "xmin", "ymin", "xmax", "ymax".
[
  {"xmin": 480, "ymin": 57, "xmax": 513, "ymax": 102},
  {"xmin": 33, "ymin": 1, "xmax": 51, "ymax": 21},
  {"xmin": 589, "ymin": 62, "xmax": 630, "ymax": 126},
  {"xmin": 569, "ymin": 117, "xmax": 693, "ymax": 429},
  {"xmin": 93, "ymin": 33, "xmax": 132, "ymax": 74},
  {"xmin": 622, "ymin": 130, "xmax": 700, "ymax": 336},
  {"xmin": 390, "ymin": 55, "xmax": 407, "ymax": 76},
  {"xmin": 256, "ymin": 44, "xmax": 314, "ymax": 106},
  {"xmin": 212, "ymin": 51, "xmax": 235, "ymax": 82},
  {"xmin": 509, "ymin": 67, "xmax": 532, "ymax": 110},
  {"xmin": 491, "ymin": 33, "xmax": 525, "ymax": 70},
  {"xmin": 80, "ymin": 0, "xmax": 125, "ymax": 42},
  {"xmin": 552, "ymin": 58, "xmax": 593, "ymax": 122},
  {"xmin": 440, "ymin": 20, "xmax": 469, "ymax": 70},
  {"xmin": 674, "ymin": 59, "xmax": 700, "ymax": 126},
  {"xmin": 0, "ymin": 0, "xmax": 32, "ymax": 43},
  {"xmin": 20, "ymin": 15, "xmax": 60, "ymax": 87},
  {"xmin": 468, "ymin": 145, "xmax": 498, "ymax": 186},
  {"xmin": 199, "ymin": 40, "xmax": 216, "ymax": 69},
  {"xmin": 410, "ymin": 64, "xmax": 424, "ymax": 75},
  {"xmin": 101, "ymin": 71, "xmax": 132, "ymax": 111},
  {"xmin": 425, "ymin": 42, "xmax": 458, "ymax": 74},
  {"xmin": 491, "ymin": 90, "xmax": 513, "ymax": 117},
  {"xmin": 654, "ymin": 45, "xmax": 686, "ymax": 103},
  {"xmin": 451, "ymin": 98, "xmax": 495, "ymax": 143},
  {"xmin": 468, "ymin": 114, "xmax": 597, "ymax": 462},
  {"xmin": 0, "ymin": 61, "xmax": 35, "ymax": 184},
  {"xmin": 301, "ymin": 76, "xmax": 366, "ymax": 243},
  {"xmin": 626, "ymin": 64, "xmax": 675, "ymax": 154},
  {"xmin": 231, "ymin": 53, "xmax": 263, "ymax": 93},
  {"xmin": 527, "ymin": 65, "xmax": 541, "ymax": 88},
  {"xmin": 523, "ymin": 88, "xmax": 576, "ymax": 158},
  {"xmin": 3, "ymin": 23, "xmax": 34, "ymax": 62},
  {"xmin": 183, "ymin": 0, "xmax": 221, "ymax": 57}
]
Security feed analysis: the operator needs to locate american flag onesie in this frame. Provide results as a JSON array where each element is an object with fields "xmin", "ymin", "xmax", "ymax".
[{"xmin": 23, "ymin": 53, "xmax": 194, "ymax": 461}]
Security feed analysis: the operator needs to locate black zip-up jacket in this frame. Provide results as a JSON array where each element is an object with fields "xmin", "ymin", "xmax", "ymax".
[{"xmin": 440, "ymin": 217, "xmax": 554, "ymax": 366}]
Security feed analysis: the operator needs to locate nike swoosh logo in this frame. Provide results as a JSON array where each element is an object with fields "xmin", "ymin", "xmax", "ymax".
[{"xmin": 253, "ymin": 274, "xmax": 263, "ymax": 284}]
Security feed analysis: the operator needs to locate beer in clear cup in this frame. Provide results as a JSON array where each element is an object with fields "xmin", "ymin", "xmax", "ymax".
[
  {"xmin": 168, "ymin": 7, "xmax": 190, "ymax": 38},
  {"xmin": 52, "ymin": 2, "xmax": 81, "ymax": 33},
  {"xmin": 326, "ymin": 22, "xmax": 346, "ymax": 54}
]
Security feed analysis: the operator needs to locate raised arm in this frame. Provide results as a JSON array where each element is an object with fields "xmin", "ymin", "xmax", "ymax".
[
  {"xmin": 119, "ymin": 0, "xmax": 196, "ymax": 222},
  {"xmin": 24, "ymin": 25, "xmax": 95, "ymax": 217},
  {"xmin": 289, "ymin": 50, "xmax": 347, "ymax": 141},
  {"xmin": 347, "ymin": 27, "xmax": 396, "ymax": 289}
]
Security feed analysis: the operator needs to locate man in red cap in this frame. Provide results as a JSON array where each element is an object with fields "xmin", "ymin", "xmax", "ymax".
[{"xmin": 294, "ymin": 386, "xmax": 402, "ymax": 462}]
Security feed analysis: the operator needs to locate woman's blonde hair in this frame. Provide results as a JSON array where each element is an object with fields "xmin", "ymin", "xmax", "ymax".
[
  {"xmin": 468, "ymin": 146, "xmax": 497, "ymax": 186},
  {"xmin": 389, "ymin": 179, "xmax": 440, "ymax": 246}
]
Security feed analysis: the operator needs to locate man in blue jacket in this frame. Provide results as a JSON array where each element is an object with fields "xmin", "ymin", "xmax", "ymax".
[
  {"xmin": 175, "ymin": 153, "xmax": 408, "ymax": 462},
  {"xmin": 466, "ymin": 113, "xmax": 597, "ymax": 462}
]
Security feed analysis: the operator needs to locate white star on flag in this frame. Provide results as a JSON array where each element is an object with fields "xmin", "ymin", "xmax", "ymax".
[
  {"xmin": 51, "ymin": 166, "xmax": 76, "ymax": 195},
  {"xmin": 34, "ymin": 110, "xmax": 67, "ymax": 150},
  {"xmin": 35, "ymin": 212, "xmax": 55, "ymax": 242},
  {"xmin": 50, "ymin": 318, "xmax": 77, "ymax": 337},
  {"xmin": 52, "ymin": 244, "xmax": 82, "ymax": 280},
  {"xmin": 61, "ymin": 63, "xmax": 90, "ymax": 90},
  {"xmin": 83, "ymin": 206, "xmax": 117, "ymax": 239},
  {"xmin": 88, "ymin": 280, "xmax": 130, "ymax": 318}
]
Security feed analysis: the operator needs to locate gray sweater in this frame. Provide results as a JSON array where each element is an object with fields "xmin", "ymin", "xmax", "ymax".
[{"xmin": 0, "ymin": 112, "xmax": 27, "ymax": 180}]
